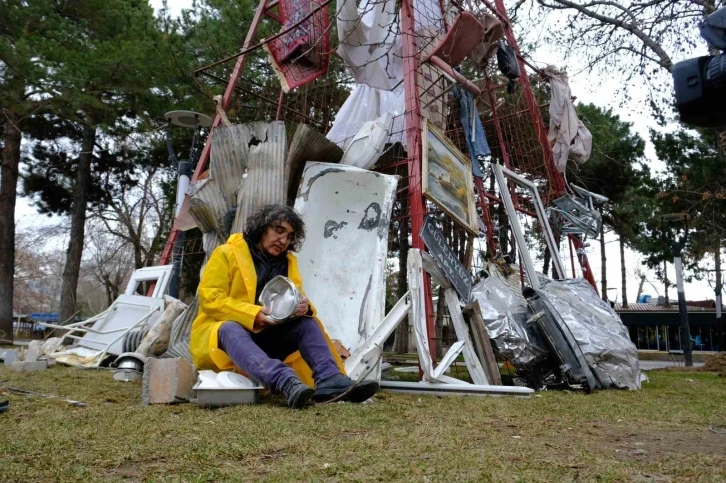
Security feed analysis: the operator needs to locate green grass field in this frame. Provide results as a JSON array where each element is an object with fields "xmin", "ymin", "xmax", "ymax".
[{"xmin": 1, "ymin": 365, "xmax": 725, "ymax": 482}]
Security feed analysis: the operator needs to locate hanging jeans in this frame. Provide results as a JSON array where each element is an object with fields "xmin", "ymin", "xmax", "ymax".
[
  {"xmin": 218, "ymin": 318, "xmax": 341, "ymax": 393},
  {"xmin": 452, "ymin": 85, "xmax": 490, "ymax": 178}
]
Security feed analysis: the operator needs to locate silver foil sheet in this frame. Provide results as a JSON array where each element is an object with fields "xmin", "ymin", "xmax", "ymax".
[
  {"xmin": 470, "ymin": 276, "xmax": 548, "ymax": 367},
  {"xmin": 538, "ymin": 278, "xmax": 641, "ymax": 390}
]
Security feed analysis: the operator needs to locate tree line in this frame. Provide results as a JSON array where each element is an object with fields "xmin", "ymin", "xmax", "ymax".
[
  {"xmin": 1, "ymin": 0, "xmax": 724, "ymax": 345},
  {"xmin": 0, "ymin": 0, "xmax": 267, "ymax": 341}
]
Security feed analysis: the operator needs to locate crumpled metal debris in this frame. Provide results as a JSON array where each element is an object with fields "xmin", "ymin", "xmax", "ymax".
[
  {"xmin": 538, "ymin": 279, "xmax": 641, "ymax": 390},
  {"xmin": 472, "ymin": 271, "xmax": 641, "ymax": 391},
  {"xmin": 470, "ymin": 275, "xmax": 547, "ymax": 368}
]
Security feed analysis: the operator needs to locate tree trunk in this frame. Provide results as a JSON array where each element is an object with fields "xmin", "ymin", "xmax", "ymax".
[
  {"xmin": 134, "ymin": 244, "xmax": 143, "ymax": 270},
  {"xmin": 663, "ymin": 260, "xmax": 670, "ymax": 306},
  {"xmin": 619, "ymin": 236, "xmax": 628, "ymax": 307},
  {"xmin": 59, "ymin": 123, "xmax": 96, "ymax": 325},
  {"xmin": 542, "ymin": 246, "xmax": 551, "ymax": 276},
  {"xmin": 104, "ymin": 276, "xmax": 114, "ymax": 307},
  {"xmin": 635, "ymin": 274, "xmax": 646, "ymax": 302},
  {"xmin": 393, "ymin": 212, "xmax": 409, "ymax": 354},
  {"xmin": 715, "ymin": 244, "xmax": 723, "ymax": 351},
  {"xmin": 0, "ymin": 112, "xmax": 21, "ymax": 343},
  {"xmin": 600, "ymin": 209, "xmax": 607, "ymax": 301}
]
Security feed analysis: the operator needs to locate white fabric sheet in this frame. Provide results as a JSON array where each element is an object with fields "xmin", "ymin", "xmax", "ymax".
[{"xmin": 545, "ymin": 66, "xmax": 592, "ymax": 172}]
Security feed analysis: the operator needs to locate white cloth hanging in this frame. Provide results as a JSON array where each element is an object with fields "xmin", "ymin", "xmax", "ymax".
[
  {"xmin": 336, "ymin": 0, "xmax": 402, "ymax": 90},
  {"xmin": 326, "ymin": 84, "xmax": 405, "ymax": 149},
  {"xmin": 329, "ymin": 0, "xmax": 449, "ymax": 148},
  {"xmin": 544, "ymin": 66, "xmax": 592, "ymax": 172}
]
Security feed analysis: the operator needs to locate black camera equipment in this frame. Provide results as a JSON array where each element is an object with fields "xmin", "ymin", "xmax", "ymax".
[{"xmin": 673, "ymin": 8, "xmax": 726, "ymax": 128}]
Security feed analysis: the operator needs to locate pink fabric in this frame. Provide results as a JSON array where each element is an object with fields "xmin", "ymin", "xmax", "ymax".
[{"xmin": 264, "ymin": 0, "xmax": 330, "ymax": 92}]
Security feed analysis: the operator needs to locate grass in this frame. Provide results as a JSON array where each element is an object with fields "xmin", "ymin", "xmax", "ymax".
[{"xmin": 1, "ymin": 366, "xmax": 725, "ymax": 482}]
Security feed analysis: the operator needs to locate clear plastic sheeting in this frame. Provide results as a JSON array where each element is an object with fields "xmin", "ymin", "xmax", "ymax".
[
  {"xmin": 538, "ymin": 278, "xmax": 641, "ymax": 390},
  {"xmin": 470, "ymin": 276, "xmax": 547, "ymax": 367}
]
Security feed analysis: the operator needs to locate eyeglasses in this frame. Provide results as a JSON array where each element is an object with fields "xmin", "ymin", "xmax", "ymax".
[{"xmin": 270, "ymin": 224, "xmax": 295, "ymax": 242}]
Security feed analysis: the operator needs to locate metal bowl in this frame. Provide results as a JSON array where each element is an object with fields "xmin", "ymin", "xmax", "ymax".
[
  {"xmin": 112, "ymin": 352, "xmax": 146, "ymax": 382},
  {"xmin": 259, "ymin": 276, "xmax": 301, "ymax": 322}
]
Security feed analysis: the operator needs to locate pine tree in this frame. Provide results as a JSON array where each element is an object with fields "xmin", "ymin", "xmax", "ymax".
[
  {"xmin": 567, "ymin": 103, "xmax": 654, "ymax": 303},
  {"xmin": 20, "ymin": 0, "xmax": 168, "ymax": 324},
  {"xmin": 0, "ymin": 1, "xmax": 81, "ymax": 340}
]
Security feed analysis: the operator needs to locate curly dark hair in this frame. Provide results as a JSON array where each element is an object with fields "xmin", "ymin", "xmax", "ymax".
[{"xmin": 244, "ymin": 204, "xmax": 306, "ymax": 252}]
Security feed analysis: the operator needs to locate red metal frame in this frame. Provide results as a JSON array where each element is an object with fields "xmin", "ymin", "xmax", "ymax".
[
  {"xmin": 156, "ymin": 0, "xmax": 600, "ymax": 359},
  {"xmin": 401, "ymin": 0, "xmax": 437, "ymax": 362},
  {"xmin": 474, "ymin": 177, "xmax": 496, "ymax": 255}
]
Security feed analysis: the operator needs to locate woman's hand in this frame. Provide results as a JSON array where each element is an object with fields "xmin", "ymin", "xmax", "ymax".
[
  {"xmin": 253, "ymin": 306, "xmax": 277, "ymax": 330},
  {"xmin": 294, "ymin": 296, "xmax": 310, "ymax": 317}
]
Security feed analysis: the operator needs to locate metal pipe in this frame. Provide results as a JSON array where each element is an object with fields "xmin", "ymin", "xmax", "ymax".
[
  {"xmin": 401, "ymin": 0, "xmax": 437, "ymax": 364},
  {"xmin": 716, "ymin": 285, "xmax": 723, "ymax": 351},
  {"xmin": 674, "ymin": 255, "xmax": 693, "ymax": 366},
  {"xmin": 498, "ymin": 164, "xmax": 566, "ymax": 279}
]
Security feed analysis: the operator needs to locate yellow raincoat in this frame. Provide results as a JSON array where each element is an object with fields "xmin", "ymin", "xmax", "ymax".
[{"xmin": 190, "ymin": 233, "xmax": 345, "ymax": 387}]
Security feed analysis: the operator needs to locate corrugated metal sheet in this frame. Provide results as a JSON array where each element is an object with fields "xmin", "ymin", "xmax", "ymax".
[
  {"xmin": 211, "ymin": 123, "xmax": 283, "ymax": 209},
  {"xmin": 187, "ymin": 122, "xmax": 288, "ymax": 257},
  {"xmin": 162, "ymin": 296, "xmax": 197, "ymax": 362},
  {"xmin": 615, "ymin": 303, "xmax": 717, "ymax": 312},
  {"xmin": 231, "ymin": 122, "xmax": 287, "ymax": 234},
  {"xmin": 188, "ymin": 178, "xmax": 228, "ymax": 243},
  {"xmin": 286, "ymin": 124, "xmax": 343, "ymax": 206}
]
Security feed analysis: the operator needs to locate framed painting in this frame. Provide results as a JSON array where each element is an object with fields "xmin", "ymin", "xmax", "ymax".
[{"xmin": 422, "ymin": 119, "xmax": 478, "ymax": 235}]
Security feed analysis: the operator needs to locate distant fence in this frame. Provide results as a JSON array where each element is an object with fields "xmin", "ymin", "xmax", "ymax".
[
  {"xmin": 12, "ymin": 321, "xmax": 48, "ymax": 341},
  {"xmin": 12, "ymin": 313, "xmax": 58, "ymax": 341}
]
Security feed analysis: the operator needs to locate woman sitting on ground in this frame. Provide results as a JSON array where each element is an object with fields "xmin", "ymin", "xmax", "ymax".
[{"xmin": 190, "ymin": 204, "xmax": 378, "ymax": 408}]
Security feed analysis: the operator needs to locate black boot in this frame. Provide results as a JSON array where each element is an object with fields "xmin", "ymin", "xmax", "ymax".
[
  {"xmin": 280, "ymin": 377, "xmax": 314, "ymax": 409},
  {"xmin": 313, "ymin": 374, "xmax": 379, "ymax": 403}
]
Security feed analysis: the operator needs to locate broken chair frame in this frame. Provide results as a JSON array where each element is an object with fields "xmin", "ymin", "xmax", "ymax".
[
  {"xmin": 548, "ymin": 184, "xmax": 608, "ymax": 240},
  {"xmin": 491, "ymin": 162, "xmax": 566, "ymax": 287},
  {"xmin": 36, "ymin": 299, "xmax": 164, "ymax": 367}
]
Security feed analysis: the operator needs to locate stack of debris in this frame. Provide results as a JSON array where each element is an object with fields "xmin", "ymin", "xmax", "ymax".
[
  {"xmin": 1, "ymin": 339, "xmax": 61, "ymax": 372},
  {"xmin": 30, "ymin": 265, "xmax": 176, "ymax": 368},
  {"xmin": 472, "ymin": 267, "xmax": 642, "ymax": 391}
]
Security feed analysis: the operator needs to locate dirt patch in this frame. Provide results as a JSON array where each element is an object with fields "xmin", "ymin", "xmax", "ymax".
[
  {"xmin": 558, "ymin": 423, "xmax": 726, "ymax": 459},
  {"xmin": 703, "ymin": 352, "xmax": 726, "ymax": 376},
  {"xmin": 609, "ymin": 429, "xmax": 726, "ymax": 459},
  {"xmin": 638, "ymin": 351, "xmax": 712, "ymax": 362}
]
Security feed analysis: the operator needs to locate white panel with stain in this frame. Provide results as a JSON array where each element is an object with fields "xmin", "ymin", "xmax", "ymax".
[{"xmin": 294, "ymin": 162, "xmax": 397, "ymax": 356}]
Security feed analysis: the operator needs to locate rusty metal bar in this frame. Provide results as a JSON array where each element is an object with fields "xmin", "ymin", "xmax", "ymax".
[{"xmin": 401, "ymin": 0, "xmax": 437, "ymax": 364}]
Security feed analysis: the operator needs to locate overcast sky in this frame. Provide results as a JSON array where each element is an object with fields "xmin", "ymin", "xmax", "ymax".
[{"xmin": 15, "ymin": 0, "xmax": 719, "ymax": 303}]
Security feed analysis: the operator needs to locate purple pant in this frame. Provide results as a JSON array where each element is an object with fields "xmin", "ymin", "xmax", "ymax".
[{"xmin": 218, "ymin": 317, "xmax": 341, "ymax": 393}]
